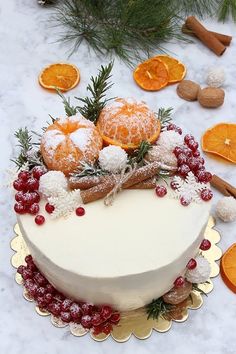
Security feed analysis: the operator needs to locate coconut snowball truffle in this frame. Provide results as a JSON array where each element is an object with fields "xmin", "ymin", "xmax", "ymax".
[
  {"xmin": 185, "ymin": 255, "xmax": 211, "ymax": 284},
  {"xmin": 206, "ymin": 67, "xmax": 225, "ymax": 88},
  {"xmin": 156, "ymin": 130, "xmax": 184, "ymax": 151},
  {"xmin": 216, "ymin": 196, "xmax": 236, "ymax": 222},
  {"xmin": 99, "ymin": 145, "xmax": 128, "ymax": 173},
  {"xmin": 39, "ymin": 171, "xmax": 68, "ymax": 197}
]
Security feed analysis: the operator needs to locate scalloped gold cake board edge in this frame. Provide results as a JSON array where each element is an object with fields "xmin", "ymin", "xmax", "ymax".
[{"xmin": 10, "ymin": 216, "xmax": 222, "ymax": 342}]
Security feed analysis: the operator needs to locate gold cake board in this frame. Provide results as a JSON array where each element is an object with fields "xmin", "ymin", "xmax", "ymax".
[{"xmin": 11, "ymin": 216, "xmax": 222, "ymax": 342}]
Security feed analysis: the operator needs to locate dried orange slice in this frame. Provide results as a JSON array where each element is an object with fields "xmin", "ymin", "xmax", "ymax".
[
  {"xmin": 39, "ymin": 63, "xmax": 80, "ymax": 91},
  {"xmin": 97, "ymin": 98, "xmax": 161, "ymax": 149},
  {"xmin": 133, "ymin": 58, "xmax": 169, "ymax": 91},
  {"xmin": 220, "ymin": 243, "xmax": 236, "ymax": 293},
  {"xmin": 202, "ymin": 123, "xmax": 236, "ymax": 164},
  {"xmin": 155, "ymin": 55, "xmax": 186, "ymax": 84}
]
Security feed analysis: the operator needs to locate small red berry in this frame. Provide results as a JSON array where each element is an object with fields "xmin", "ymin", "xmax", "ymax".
[
  {"xmin": 167, "ymin": 123, "xmax": 176, "ymax": 131},
  {"xmin": 181, "ymin": 147, "xmax": 192, "ymax": 158},
  {"xmin": 48, "ymin": 302, "xmax": 61, "ymax": 316},
  {"xmin": 27, "ymin": 283, "xmax": 38, "ymax": 297},
  {"xmin": 28, "ymin": 203, "xmax": 40, "ymax": 215},
  {"xmin": 195, "ymin": 170, "xmax": 207, "ymax": 183},
  {"xmin": 61, "ymin": 299, "xmax": 73, "ymax": 312},
  {"xmin": 17, "ymin": 265, "xmax": 26, "ymax": 275},
  {"xmin": 192, "ymin": 150, "xmax": 200, "ymax": 157},
  {"xmin": 187, "ymin": 140, "xmax": 199, "ymax": 152},
  {"xmin": 70, "ymin": 303, "xmax": 82, "ymax": 320},
  {"xmin": 91, "ymin": 313, "xmax": 103, "ymax": 326},
  {"xmin": 184, "ymin": 134, "xmax": 194, "ymax": 144},
  {"xmin": 27, "ymin": 178, "xmax": 39, "ymax": 192},
  {"xmin": 102, "ymin": 322, "xmax": 113, "ymax": 335},
  {"xmin": 187, "ymin": 157, "xmax": 200, "ymax": 171},
  {"xmin": 45, "ymin": 284, "xmax": 55, "ymax": 294},
  {"xmin": 21, "ymin": 192, "xmax": 35, "ymax": 206},
  {"xmin": 81, "ymin": 315, "xmax": 92, "ymax": 329},
  {"xmin": 44, "ymin": 293, "xmax": 53, "ymax": 304},
  {"xmin": 175, "ymin": 126, "xmax": 182, "ymax": 135},
  {"xmin": 173, "ymin": 146, "xmax": 183, "ymax": 157},
  {"xmin": 35, "ymin": 215, "xmax": 45, "ymax": 225},
  {"xmin": 45, "ymin": 203, "xmax": 55, "ymax": 214},
  {"xmin": 81, "ymin": 303, "xmax": 94, "ymax": 315},
  {"xmin": 18, "ymin": 170, "xmax": 31, "ymax": 181},
  {"xmin": 36, "ymin": 286, "xmax": 46, "ymax": 297},
  {"xmin": 174, "ymin": 276, "xmax": 185, "ymax": 288},
  {"xmin": 178, "ymin": 164, "xmax": 190, "ymax": 177},
  {"xmin": 60, "ymin": 311, "xmax": 72, "ymax": 323},
  {"xmin": 201, "ymin": 188, "xmax": 213, "ymax": 201},
  {"xmin": 170, "ymin": 180, "xmax": 178, "ymax": 190},
  {"xmin": 180, "ymin": 196, "xmax": 191, "ymax": 206},
  {"xmin": 204, "ymin": 172, "xmax": 212, "ymax": 183},
  {"xmin": 155, "ymin": 185, "xmax": 167, "ymax": 197},
  {"xmin": 110, "ymin": 312, "xmax": 121, "ymax": 324},
  {"xmin": 100, "ymin": 305, "xmax": 113, "ymax": 320},
  {"xmin": 177, "ymin": 153, "xmax": 187, "ymax": 166},
  {"xmin": 34, "ymin": 272, "xmax": 47, "ymax": 286},
  {"xmin": 13, "ymin": 179, "xmax": 26, "ymax": 191},
  {"xmin": 15, "ymin": 191, "xmax": 24, "ymax": 202},
  {"xmin": 76, "ymin": 207, "xmax": 85, "ymax": 216},
  {"xmin": 14, "ymin": 202, "xmax": 26, "ymax": 214},
  {"xmin": 186, "ymin": 258, "xmax": 197, "ymax": 270},
  {"xmin": 200, "ymin": 239, "xmax": 211, "ymax": 251},
  {"xmin": 25, "ymin": 255, "xmax": 33, "ymax": 263},
  {"xmin": 31, "ymin": 191, "xmax": 40, "ymax": 203},
  {"xmin": 32, "ymin": 166, "xmax": 46, "ymax": 180},
  {"xmin": 22, "ymin": 268, "xmax": 34, "ymax": 280}
]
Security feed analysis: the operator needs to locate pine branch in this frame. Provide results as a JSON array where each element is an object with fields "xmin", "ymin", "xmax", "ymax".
[
  {"xmin": 146, "ymin": 297, "xmax": 173, "ymax": 320},
  {"xmin": 56, "ymin": 88, "xmax": 77, "ymax": 117},
  {"xmin": 217, "ymin": 0, "xmax": 236, "ymax": 22},
  {"xmin": 75, "ymin": 61, "xmax": 114, "ymax": 123}
]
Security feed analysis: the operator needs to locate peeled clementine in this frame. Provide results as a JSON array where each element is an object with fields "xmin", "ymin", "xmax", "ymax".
[
  {"xmin": 39, "ymin": 63, "xmax": 80, "ymax": 91},
  {"xmin": 155, "ymin": 55, "xmax": 186, "ymax": 84},
  {"xmin": 97, "ymin": 98, "xmax": 161, "ymax": 150},
  {"xmin": 133, "ymin": 58, "xmax": 169, "ymax": 91},
  {"xmin": 221, "ymin": 243, "xmax": 236, "ymax": 293},
  {"xmin": 202, "ymin": 123, "xmax": 236, "ymax": 164}
]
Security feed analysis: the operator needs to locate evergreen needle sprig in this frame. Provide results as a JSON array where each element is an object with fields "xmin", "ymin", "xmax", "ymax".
[
  {"xmin": 146, "ymin": 297, "xmax": 173, "ymax": 320},
  {"xmin": 56, "ymin": 88, "xmax": 77, "ymax": 117},
  {"xmin": 156, "ymin": 107, "xmax": 173, "ymax": 127},
  {"xmin": 11, "ymin": 128, "xmax": 34, "ymax": 169},
  {"xmin": 218, "ymin": 0, "xmax": 236, "ymax": 22},
  {"xmin": 75, "ymin": 61, "xmax": 114, "ymax": 123},
  {"xmin": 71, "ymin": 161, "xmax": 108, "ymax": 178},
  {"xmin": 129, "ymin": 141, "xmax": 152, "ymax": 165}
]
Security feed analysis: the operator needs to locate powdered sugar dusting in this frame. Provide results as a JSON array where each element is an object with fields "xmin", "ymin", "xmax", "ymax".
[
  {"xmin": 42, "ymin": 130, "xmax": 64, "ymax": 154},
  {"xmin": 70, "ymin": 128, "xmax": 92, "ymax": 151}
]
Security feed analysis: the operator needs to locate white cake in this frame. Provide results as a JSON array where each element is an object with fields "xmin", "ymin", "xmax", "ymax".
[{"xmin": 18, "ymin": 189, "xmax": 211, "ymax": 311}]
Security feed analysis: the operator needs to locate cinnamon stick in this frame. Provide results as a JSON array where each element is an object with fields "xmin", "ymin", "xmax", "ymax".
[
  {"xmin": 182, "ymin": 24, "xmax": 232, "ymax": 47},
  {"xmin": 210, "ymin": 174, "xmax": 236, "ymax": 198},
  {"xmin": 128, "ymin": 177, "xmax": 156, "ymax": 189},
  {"xmin": 81, "ymin": 178, "xmax": 115, "ymax": 204},
  {"xmin": 185, "ymin": 16, "xmax": 226, "ymax": 56},
  {"xmin": 69, "ymin": 175, "xmax": 108, "ymax": 190}
]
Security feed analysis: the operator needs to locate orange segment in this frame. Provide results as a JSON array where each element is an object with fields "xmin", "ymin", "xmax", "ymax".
[
  {"xmin": 39, "ymin": 63, "xmax": 80, "ymax": 91},
  {"xmin": 201, "ymin": 123, "xmax": 236, "ymax": 164},
  {"xmin": 154, "ymin": 55, "xmax": 186, "ymax": 83},
  {"xmin": 133, "ymin": 58, "xmax": 169, "ymax": 91},
  {"xmin": 97, "ymin": 98, "xmax": 161, "ymax": 150},
  {"xmin": 220, "ymin": 243, "xmax": 236, "ymax": 293}
]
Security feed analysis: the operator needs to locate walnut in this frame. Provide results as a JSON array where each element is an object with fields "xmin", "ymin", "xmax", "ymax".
[{"xmin": 177, "ymin": 80, "xmax": 200, "ymax": 101}]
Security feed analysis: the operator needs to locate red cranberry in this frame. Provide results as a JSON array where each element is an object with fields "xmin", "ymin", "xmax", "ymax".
[
  {"xmin": 27, "ymin": 283, "xmax": 38, "ymax": 297},
  {"xmin": 32, "ymin": 166, "xmax": 46, "ymax": 179},
  {"xmin": 187, "ymin": 258, "xmax": 197, "ymax": 270},
  {"xmin": 170, "ymin": 180, "xmax": 178, "ymax": 190},
  {"xmin": 34, "ymin": 272, "xmax": 47, "ymax": 286},
  {"xmin": 173, "ymin": 146, "xmax": 183, "ymax": 157},
  {"xmin": 91, "ymin": 313, "xmax": 103, "ymax": 326},
  {"xmin": 102, "ymin": 322, "xmax": 113, "ymax": 335},
  {"xmin": 174, "ymin": 276, "xmax": 185, "ymax": 288},
  {"xmin": 181, "ymin": 148, "xmax": 192, "ymax": 158},
  {"xmin": 81, "ymin": 303, "xmax": 94, "ymax": 315},
  {"xmin": 18, "ymin": 170, "xmax": 31, "ymax": 181},
  {"xmin": 61, "ymin": 299, "xmax": 73, "ymax": 311},
  {"xmin": 22, "ymin": 269, "xmax": 34, "ymax": 280},
  {"xmin": 44, "ymin": 293, "xmax": 53, "ymax": 304},
  {"xmin": 201, "ymin": 189, "xmax": 213, "ymax": 201},
  {"xmin": 76, "ymin": 207, "xmax": 85, "ymax": 216},
  {"xmin": 178, "ymin": 164, "xmax": 190, "ymax": 177},
  {"xmin": 192, "ymin": 150, "xmax": 200, "ymax": 157},
  {"xmin": 184, "ymin": 134, "xmax": 194, "ymax": 144},
  {"xmin": 36, "ymin": 286, "xmax": 46, "ymax": 297},
  {"xmin": 45, "ymin": 284, "xmax": 55, "ymax": 294},
  {"xmin": 48, "ymin": 302, "xmax": 61, "ymax": 316},
  {"xmin": 70, "ymin": 303, "xmax": 82, "ymax": 320},
  {"xmin": 60, "ymin": 311, "xmax": 72, "ymax": 323},
  {"xmin": 25, "ymin": 255, "xmax": 33, "ymax": 263},
  {"xmin": 180, "ymin": 196, "xmax": 191, "ymax": 206},
  {"xmin": 204, "ymin": 172, "xmax": 212, "ymax": 183},
  {"xmin": 200, "ymin": 239, "xmax": 211, "ymax": 251},
  {"xmin": 31, "ymin": 191, "xmax": 40, "ymax": 203},
  {"xmin": 13, "ymin": 179, "xmax": 26, "ymax": 191},
  {"xmin": 187, "ymin": 140, "xmax": 199, "ymax": 152},
  {"xmin": 155, "ymin": 185, "xmax": 167, "ymax": 197},
  {"xmin": 27, "ymin": 178, "xmax": 39, "ymax": 192},
  {"xmin": 54, "ymin": 293, "xmax": 65, "ymax": 302},
  {"xmin": 167, "ymin": 123, "xmax": 177, "ymax": 131},
  {"xmin": 81, "ymin": 315, "xmax": 92, "ymax": 329},
  {"xmin": 45, "ymin": 203, "xmax": 55, "ymax": 214},
  {"xmin": 100, "ymin": 305, "xmax": 113, "ymax": 320},
  {"xmin": 15, "ymin": 191, "xmax": 25, "ymax": 202},
  {"xmin": 17, "ymin": 265, "xmax": 26, "ymax": 275},
  {"xmin": 110, "ymin": 312, "xmax": 121, "ymax": 324},
  {"xmin": 28, "ymin": 203, "xmax": 40, "ymax": 215},
  {"xmin": 196, "ymin": 170, "xmax": 207, "ymax": 183},
  {"xmin": 188, "ymin": 157, "xmax": 200, "ymax": 171},
  {"xmin": 21, "ymin": 192, "xmax": 35, "ymax": 206},
  {"xmin": 177, "ymin": 153, "xmax": 187, "ymax": 165},
  {"xmin": 35, "ymin": 215, "xmax": 45, "ymax": 225},
  {"xmin": 175, "ymin": 127, "xmax": 182, "ymax": 135},
  {"xmin": 37, "ymin": 296, "xmax": 46, "ymax": 309},
  {"xmin": 14, "ymin": 202, "xmax": 26, "ymax": 214}
]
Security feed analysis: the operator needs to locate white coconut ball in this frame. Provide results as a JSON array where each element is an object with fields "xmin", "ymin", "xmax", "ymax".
[
  {"xmin": 185, "ymin": 255, "xmax": 211, "ymax": 284},
  {"xmin": 39, "ymin": 171, "xmax": 68, "ymax": 197},
  {"xmin": 156, "ymin": 130, "xmax": 184, "ymax": 151},
  {"xmin": 216, "ymin": 196, "xmax": 236, "ymax": 222},
  {"xmin": 206, "ymin": 67, "xmax": 225, "ymax": 88},
  {"xmin": 98, "ymin": 145, "xmax": 128, "ymax": 173}
]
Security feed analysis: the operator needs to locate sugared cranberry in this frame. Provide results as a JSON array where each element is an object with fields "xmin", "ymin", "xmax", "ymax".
[
  {"xmin": 28, "ymin": 203, "xmax": 40, "ymax": 215},
  {"xmin": 204, "ymin": 172, "xmax": 212, "ymax": 183},
  {"xmin": 173, "ymin": 146, "xmax": 183, "ymax": 157},
  {"xmin": 22, "ymin": 268, "xmax": 33, "ymax": 280},
  {"xmin": 180, "ymin": 196, "xmax": 191, "ymax": 206},
  {"xmin": 37, "ymin": 296, "xmax": 46, "ymax": 308},
  {"xmin": 91, "ymin": 313, "xmax": 103, "ymax": 326},
  {"xmin": 81, "ymin": 315, "xmax": 92, "ymax": 328},
  {"xmin": 184, "ymin": 134, "xmax": 194, "ymax": 144},
  {"xmin": 35, "ymin": 215, "xmax": 45, "ymax": 225},
  {"xmin": 102, "ymin": 322, "xmax": 113, "ymax": 335},
  {"xmin": 201, "ymin": 188, "xmax": 213, "ymax": 201},
  {"xmin": 100, "ymin": 305, "xmax": 113, "ymax": 320},
  {"xmin": 34, "ymin": 272, "xmax": 47, "ymax": 286},
  {"xmin": 13, "ymin": 179, "xmax": 26, "ymax": 191},
  {"xmin": 187, "ymin": 258, "xmax": 197, "ymax": 270},
  {"xmin": 76, "ymin": 207, "xmax": 85, "ymax": 216},
  {"xmin": 31, "ymin": 191, "xmax": 40, "ymax": 203},
  {"xmin": 174, "ymin": 276, "xmax": 185, "ymax": 288},
  {"xmin": 45, "ymin": 284, "xmax": 55, "ymax": 294},
  {"xmin": 177, "ymin": 153, "xmax": 187, "ymax": 165},
  {"xmin": 18, "ymin": 170, "xmax": 30, "ymax": 181},
  {"xmin": 70, "ymin": 303, "xmax": 82, "ymax": 320},
  {"xmin": 175, "ymin": 127, "xmax": 182, "ymax": 135},
  {"xmin": 54, "ymin": 293, "xmax": 65, "ymax": 302},
  {"xmin": 110, "ymin": 312, "xmax": 121, "ymax": 324},
  {"xmin": 45, "ymin": 203, "xmax": 55, "ymax": 214},
  {"xmin": 60, "ymin": 311, "xmax": 72, "ymax": 323},
  {"xmin": 81, "ymin": 303, "xmax": 94, "ymax": 315},
  {"xmin": 200, "ymin": 239, "xmax": 211, "ymax": 251},
  {"xmin": 192, "ymin": 150, "xmax": 201, "ymax": 157},
  {"xmin": 178, "ymin": 164, "xmax": 190, "ymax": 177},
  {"xmin": 61, "ymin": 299, "xmax": 73, "ymax": 311},
  {"xmin": 44, "ymin": 293, "xmax": 53, "ymax": 304},
  {"xmin": 15, "ymin": 191, "xmax": 25, "ymax": 202},
  {"xmin": 32, "ymin": 166, "xmax": 46, "ymax": 179},
  {"xmin": 187, "ymin": 140, "xmax": 199, "ymax": 152},
  {"xmin": 155, "ymin": 185, "xmax": 167, "ymax": 197},
  {"xmin": 25, "ymin": 255, "xmax": 33, "ymax": 263},
  {"xmin": 36, "ymin": 286, "xmax": 46, "ymax": 298},
  {"xmin": 167, "ymin": 123, "xmax": 177, "ymax": 131},
  {"xmin": 27, "ymin": 283, "xmax": 38, "ymax": 297},
  {"xmin": 170, "ymin": 180, "xmax": 178, "ymax": 190},
  {"xmin": 188, "ymin": 157, "xmax": 201, "ymax": 171},
  {"xmin": 48, "ymin": 302, "xmax": 61, "ymax": 316},
  {"xmin": 14, "ymin": 202, "xmax": 26, "ymax": 214},
  {"xmin": 21, "ymin": 192, "xmax": 35, "ymax": 206},
  {"xmin": 196, "ymin": 170, "xmax": 207, "ymax": 183},
  {"xmin": 17, "ymin": 265, "xmax": 25, "ymax": 275},
  {"xmin": 27, "ymin": 178, "xmax": 39, "ymax": 192}
]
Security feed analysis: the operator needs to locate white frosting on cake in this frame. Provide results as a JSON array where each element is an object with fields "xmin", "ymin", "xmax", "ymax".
[{"xmin": 17, "ymin": 189, "xmax": 211, "ymax": 311}]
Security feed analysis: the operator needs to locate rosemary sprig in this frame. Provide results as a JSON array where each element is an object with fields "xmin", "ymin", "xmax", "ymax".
[
  {"xmin": 75, "ymin": 61, "xmax": 114, "ymax": 123},
  {"xmin": 11, "ymin": 128, "xmax": 34, "ymax": 169},
  {"xmin": 56, "ymin": 88, "xmax": 77, "ymax": 117},
  {"xmin": 146, "ymin": 297, "xmax": 173, "ymax": 320},
  {"xmin": 156, "ymin": 107, "xmax": 173, "ymax": 127},
  {"xmin": 192, "ymin": 282, "xmax": 209, "ymax": 296},
  {"xmin": 70, "ymin": 161, "xmax": 108, "ymax": 178},
  {"xmin": 129, "ymin": 140, "xmax": 152, "ymax": 165}
]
